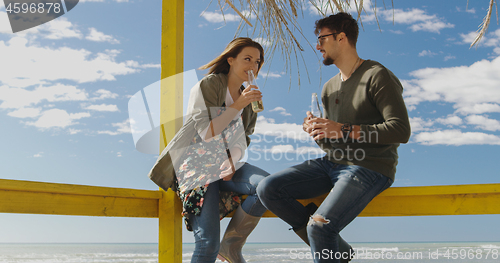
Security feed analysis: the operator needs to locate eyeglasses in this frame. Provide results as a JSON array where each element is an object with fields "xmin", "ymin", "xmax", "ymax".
[{"xmin": 317, "ymin": 32, "xmax": 339, "ymax": 45}]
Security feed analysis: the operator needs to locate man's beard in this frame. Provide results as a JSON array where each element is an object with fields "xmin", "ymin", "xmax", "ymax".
[{"xmin": 323, "ymin": 56, "xmax": 333, "ymax": 66}]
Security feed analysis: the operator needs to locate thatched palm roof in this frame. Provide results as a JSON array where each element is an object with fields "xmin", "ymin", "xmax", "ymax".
[{"xmin": 210, "ymin": 0, "xmax": 497, "ymax": 85}]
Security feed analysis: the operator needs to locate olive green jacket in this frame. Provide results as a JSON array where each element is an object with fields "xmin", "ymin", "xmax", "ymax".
[{"xmin": 147, "ymin": 73, "xmax": 257, "ymax": 191}]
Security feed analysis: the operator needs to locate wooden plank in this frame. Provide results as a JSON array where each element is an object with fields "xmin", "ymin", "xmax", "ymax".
[
  {"xmin": 159, "ymin": 189, "xmax": 183, "ymax": 262},
  {"xmin": 0, "ymin": 189, "xmax": 159, "ymax": 218},
  {"xmin": 361, "ymin": 193, "xmax": 500, "ymax": 216},
  {"xmin": 160, "ymin": 0, "xmax": 184, "ymax": 151},
  {"xmin": 260, "ymin": 183, "xmax": 500, "ymax": 217},
  {"xmin": 2, "ymin": 182, "xmax": 499, "ymax": 219},
  {"xmin": 160, "ymin": 0, "xmax": 184, "ymax": 262},
  {"xmin": 0, "ymin": 178, "xmax": 161, "ymax": 199},
  {"xmin": 378, "ymin": 183, "xmax": 500, "ymax": 196}
]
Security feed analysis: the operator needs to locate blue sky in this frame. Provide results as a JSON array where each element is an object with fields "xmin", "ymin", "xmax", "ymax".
[{"xmin": 1, "ymin": 0, "xmax": 499, "ymax": 244}]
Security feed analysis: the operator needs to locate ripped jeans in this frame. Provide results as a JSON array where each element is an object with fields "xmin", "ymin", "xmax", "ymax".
[{"xmin": 257, "ymin": 158, "xmax": 393, "ymax": 263}]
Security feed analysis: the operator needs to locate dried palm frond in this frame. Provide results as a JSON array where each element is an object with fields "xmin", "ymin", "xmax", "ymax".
[
  {"xmin": 210, "ymin": 0, "xmax": 497, "ymax": 88},
  {"xmin": 470, "ymin": 0, "xmax": 498, "ymax": 48},
  {"xmin": 210, "ymin": 0, "xmax": 369, "ymax": 88}
]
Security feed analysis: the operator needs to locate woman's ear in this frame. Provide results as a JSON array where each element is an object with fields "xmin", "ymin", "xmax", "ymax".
[{"xmin": 227, "ymin": 57, "xmax": 233, "ymax": 66}]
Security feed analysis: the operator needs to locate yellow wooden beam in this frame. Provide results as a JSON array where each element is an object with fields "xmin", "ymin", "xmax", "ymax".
[
  {"xmin": 0, "ymin": 178, "xmax": 161, "ymax": 199},
  {"xmin": 3, "ymin": 180, "xmax": 499, "ymax": 219},
  {"xmin": 160, "ymin": 0, "xmax": 184, "ymax": 262},
  {"xmin": 0, "ymin": 179, "xmax": 159, "ymax": 217},
  {"xmin": 260, "ymin": 183, "xmax": 500, "ymax": 217},
  {"xmin": 159, "ymin": 188, "xmax": 183, "ymax": 262}
]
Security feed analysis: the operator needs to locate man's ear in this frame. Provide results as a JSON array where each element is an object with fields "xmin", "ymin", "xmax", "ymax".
[{"xmin": 338, "ymin": 32, "xmax": 346, "ymax": 42}]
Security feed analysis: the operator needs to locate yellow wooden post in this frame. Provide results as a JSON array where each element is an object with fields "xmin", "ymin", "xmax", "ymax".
[{"xmin": 159, "ymin": 0, "xmax": 184, "ymax": 262}]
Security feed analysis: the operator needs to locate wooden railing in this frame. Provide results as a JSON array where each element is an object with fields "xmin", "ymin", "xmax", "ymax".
[{"xmin": 2, "ymin": 178, "xmax": 500, "ymax": 262}]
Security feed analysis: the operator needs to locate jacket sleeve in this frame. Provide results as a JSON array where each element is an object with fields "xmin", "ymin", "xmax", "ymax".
[
  {"xmin": 190, "ymin": 75, "xmax": 223, "ymax": 137},
  {"xmin": 360, "ymin": 68, "xmax": 411, "ymax": 144}
]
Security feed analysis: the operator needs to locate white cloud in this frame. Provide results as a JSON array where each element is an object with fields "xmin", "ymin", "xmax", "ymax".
[
  {"xmin": 253, "ymin": 116, "xmax": 311, "ymax": 142},
  {"xmin": 86, "ymin": 28, "xmax": 120, "ymax": 44},
  {"xmin": 466, "ymin": 115, "xmax": 500, "ymax": 131},
  {"xmin": 33, "ymin": 152, "xmax": 43, "ymax": 158},
  {"xmin": 460, "ymin": 31, "xmax": 478, "ymax": 44},
  {"xmin": 0, "ymin": 84, "xmax": 88, "ymax": 110},
  {"xmin": 139, "ymin": 64, "xmax": 161, "ymax": 69},
  {"xmin": 91, "ymin": 89, "xmax": 119, "ymax": 100},
  {"xmin": 414, "ymin": 130, "xmax": 500, "ymax": 145},
  {"xmin": 419, "ymin": 50, "xmax": 437, "ymax": 57},
  {"xmin": 1, "ymin": 16, "xmax": 83, "ymax": 39},
  {"xmin": 98, "ymin": 119, "xmax": 131, "ymax": 135},
  {"xmin": 201, "ymin": 11, "xmax": 241, "ymax": 23},
  {"xmin": 308, "ymin": 0, "xmax": 372, "ymax": 16},
  {"xmin": 389, "ymin": 30, "xmax": 404, "ymax": 35},
  {"xmin": 362, "ymin": 8, "xmax": 454, "ymax": 34},
  {"xmin": 460, "ymin": 29, "xmax": 500, "ymax": 53},
  {"xmin": 269, "ymin": 106, "xmax": 292, "ymax": 116},
  {"xmin": 408, "ymin": 20, "xmax": 454, "ymax": 34},
  {"xmin": 253, "ymin": 37, "xmax": 272, "ymax": 48},
  {"xmin": 117, "ymin": 152, "xmax": 122, "ymax": 157},
  {"xmin": 456, "ymin": 103, "xmax": 500, "ymax": 115},
  {"xmin": 409, "ymin": 117, "xmax": 433, "ymax": 133},
  {"xmin": 456, "ymin": 7, "xmax": 476, "ymax": 14},
  {"xmin": 68, "ymin": 128, "xmax": 82, "ymax": 134},
  {"xmin": 466, "ymin": 8, "xmax": 476, "ymax": 14},
  {"xmin": 389, "ymin": 9, "xmax": 454, "ymax": 33},
  {"xmin": 259, "ymin": 72, "xmax": 282, "ymax": 78},
  {"xmin": 0, "ymin": 11, "xmax": 12, "ymax": 33},
  {"xmin": 25, "ymin": 109, "xmax": 90, "ymax": 129},
  {"xmin": 444, "ymin": 55, "xmax": 456, "ymax": 61},
  {"xmin": 264, "ymin": 144, "xmax": 294, "ymax": 154},
  {"xmin": 83, "ymin": 104, "xmax": 119, "ymax": 112},
  {"xmin": 0, "ymin": 37, "xmax": 139, "ymax": 88},
  {"xmin": 7, "ymin": 107, "xmax": 41, "ymax": 118},
  {"xmin": 41, "ymin": 18, "xmax": 83, "ymax": 40},
  {"xmin": 435, "ymin": 115, "xmax": 463, "ymax": 126},
  {"xmin": 403, "ymin": 56, "xmax": 500, "ymax": 115}
]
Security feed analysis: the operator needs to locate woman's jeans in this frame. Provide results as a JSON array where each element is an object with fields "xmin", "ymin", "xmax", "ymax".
[
  {"xmin": 189, "ymin": 162, "xmax": 269, "ymax": 263},
  {"xmin": 257, "ymin": 158, "xmax": 393, "ymax": 263}
]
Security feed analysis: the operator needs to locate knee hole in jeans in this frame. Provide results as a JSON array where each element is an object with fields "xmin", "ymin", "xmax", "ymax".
[{"xmin": 307, "ymin": 214, "xmax": 330, "ymax": 227}]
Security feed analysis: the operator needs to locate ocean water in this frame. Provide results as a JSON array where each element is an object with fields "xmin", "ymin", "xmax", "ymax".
[{"xmin": 0, "ymin": 242, "xmax": 499, "ymax": 262}]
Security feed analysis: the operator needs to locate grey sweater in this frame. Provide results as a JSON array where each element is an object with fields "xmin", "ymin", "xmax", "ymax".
[{"xmin": 319, "ymin": 60, "xmax": 411, "ymax": 180}]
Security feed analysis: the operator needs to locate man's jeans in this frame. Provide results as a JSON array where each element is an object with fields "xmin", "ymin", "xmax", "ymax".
[
  {"xmin": 189, "ymin": 162, "xmax": 269, "ymax": 263},
  {"xmin": 257, "ymin": 158, "xmax": 393, "ymax": 263}
]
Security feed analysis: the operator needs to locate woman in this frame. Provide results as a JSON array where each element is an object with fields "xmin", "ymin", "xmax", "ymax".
[{"xmin": 148, "ymin": 37, "xmax": 269, "ymax": 263}]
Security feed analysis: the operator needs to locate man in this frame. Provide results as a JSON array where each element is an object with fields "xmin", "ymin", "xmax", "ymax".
[{"xmin": 257, "ymin": 12, "xmax": 411, "ymax": 263}]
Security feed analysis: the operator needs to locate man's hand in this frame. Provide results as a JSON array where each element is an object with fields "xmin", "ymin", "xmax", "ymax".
[{"xmin": 306, "ymin": 117, "xmax": 343, "ymax": 140}]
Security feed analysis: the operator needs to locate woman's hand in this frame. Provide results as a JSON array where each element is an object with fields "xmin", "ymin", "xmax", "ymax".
[
  {"xmin": 218, "ymin": 147, "xmax": 242, "ymax": 181},
  {"xmin": 230, "ymin": 85, "xmax": 262, "ymax": 111},
  {"xmin": 219, "ymin": 159, "xmax": 235, "ymax": 181},
  {"xmin": 303, "ymin": 111, "xmax": 314, "ymax": 133}
]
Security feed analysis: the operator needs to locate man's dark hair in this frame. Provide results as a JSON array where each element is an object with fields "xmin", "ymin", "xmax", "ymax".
[{"xmin": 314, "ymin": 12, "xmax": 359, "ymax": 47}]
